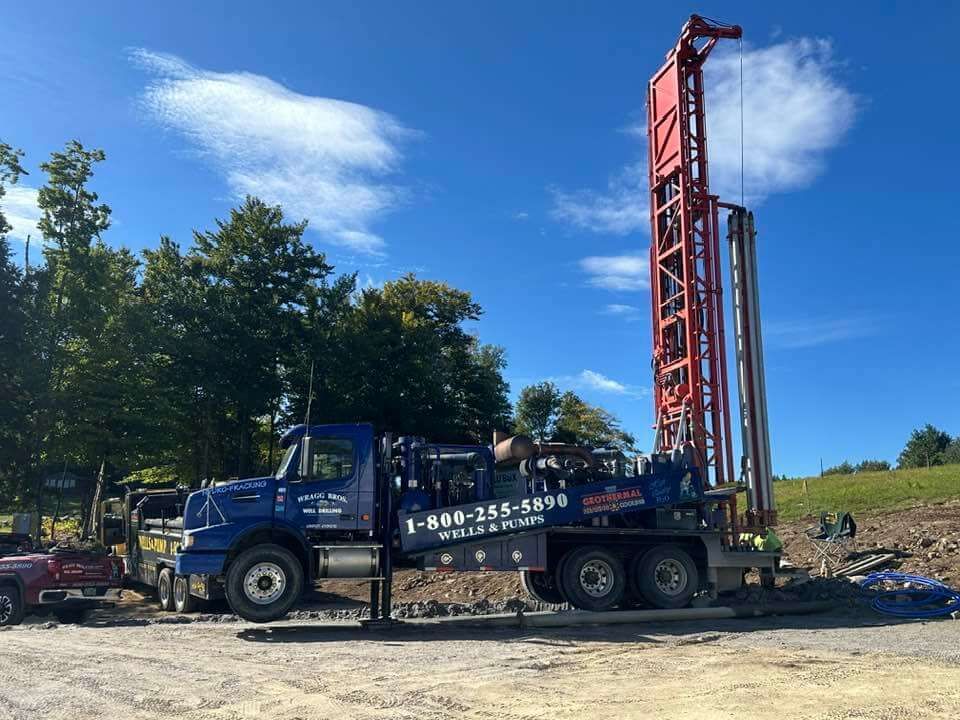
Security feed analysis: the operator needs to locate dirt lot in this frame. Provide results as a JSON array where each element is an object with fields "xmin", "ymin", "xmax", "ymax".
[
  {"xmin": 2, "ymin": 610, "xmax": 959, "ymax": 720},
  {"xmin": 4, "ymin": 501, "xmax": 959, "ymax": 719}
]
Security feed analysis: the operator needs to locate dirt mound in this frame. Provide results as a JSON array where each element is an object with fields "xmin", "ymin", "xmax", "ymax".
[{"xmin": 778, "ymin": 499, "xmax": 960, "ymax": 582}]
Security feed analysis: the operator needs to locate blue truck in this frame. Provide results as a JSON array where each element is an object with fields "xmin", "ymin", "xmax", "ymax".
[{"xmin": 102, "ymin": 423, "xmax": 780, "ymax": 622}]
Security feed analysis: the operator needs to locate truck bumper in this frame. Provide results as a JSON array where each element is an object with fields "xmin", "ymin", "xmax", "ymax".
[
  {"xmin": 37, "ymin": 587, "xmax": 122, "ymax": 604},
  {"xmin": 176, "ymin": 551, "xmax": 226, "ymax": 576}
]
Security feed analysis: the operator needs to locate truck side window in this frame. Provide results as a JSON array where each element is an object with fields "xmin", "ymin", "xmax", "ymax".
[{"xmin": 310, "ymin": 438, "xmax": 355, "ymax": 481}]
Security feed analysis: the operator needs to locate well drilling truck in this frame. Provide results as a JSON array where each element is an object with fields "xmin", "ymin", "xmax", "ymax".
[
  {"xmin": 103, "ymin": 13, "xmax": 782, "ymax": 624},
  {"xmin": 102, "ymin": 428, "xmax": 779, "ymax": 622}
]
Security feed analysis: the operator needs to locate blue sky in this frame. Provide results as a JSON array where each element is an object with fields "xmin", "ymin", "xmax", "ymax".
[{"xmin": 2, "ymin": 2, "xmax": 958, "ymax": 477}]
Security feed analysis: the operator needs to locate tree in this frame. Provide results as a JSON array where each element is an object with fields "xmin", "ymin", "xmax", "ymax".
[
  {"xmin": 306, "ymin": 274, "xmax": 511, "ymax": 443},
  {"xmin": 142, "ymin": 197, "xmax": 335, "ymax": 484},
  {"xmin": 0, "ymin": 142, "xmax": 32, "ymax": 500},
  {"xmin": 514, "ymin": 381, "xmax": 561, "ymax": 441},
  {"xmin": 823, "ymin": 461, "xmax": 855, "ymax": 476},
  {"xmin": 855, "ymin": 459, "xmax": 891, "ymax": 473},
  {"xmin": 897, "ymin": 424, "xmax": 951, "ymax": 469},
  {"xmin": 553, "ymin": 391, "xmax": 636, "ymax": 451},
  {"xmin": 943, "ymin": 437, "xmax": 960, "ymax": 466}
]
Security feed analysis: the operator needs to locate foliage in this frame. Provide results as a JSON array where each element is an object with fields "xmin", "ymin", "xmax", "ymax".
[
  {"xmin": 856, "ymin": 459, "xmax": 891, "ymax": 473},
  {"xmin": 553, "ymin": 392, "xmax": 635, "ymax": 451},
  {"xmin": 514, "ymin": 381, "xmax": 560, "ymax": 441},
  {"xmin": 774, "ymin": 464, "xmax": 960, "ymax": 522},
  {"xmin": 897, "ymin": 424, "xmax": 952, "ymax": 469},
  {"xmin": 0, "ymin": 137, "xmax": 517, "ymax": 504},
  {"xmin": 122, "ymin": 466, "xmax": 180, "ymax": 487},
  {"xmin": 514, "ymin": 382, "xmax": 633, "ymax": 450},
  {"xmin": 943, "ymin": 437, "xmax": 960, "ymax": 466},
  {"xmin": 823, "ymin": 461, "xmax": 855, "ymax": 476}
]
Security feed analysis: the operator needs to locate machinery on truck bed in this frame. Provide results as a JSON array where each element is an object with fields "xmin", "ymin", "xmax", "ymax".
[
  {"xmin": 101, "ymin": 13, "xmax": 780, "ymax": 624},
  {"xmin": 102, "ymin": 424, "xmax": 778, "ymax": 622}
]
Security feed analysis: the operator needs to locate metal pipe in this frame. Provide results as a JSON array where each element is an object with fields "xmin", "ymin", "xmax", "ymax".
[{"xmin": 428, "ymin": 601, "xmax": 834, "ymax": 629}]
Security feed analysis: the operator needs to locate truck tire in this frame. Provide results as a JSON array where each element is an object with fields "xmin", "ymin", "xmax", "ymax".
[
  {"xmin": 157, "ymin": 567, "xmax": 175, "ymax": 611},
  {"xmin": 53, "ymin": 606, "xmax": 88, "ymax": 624},
  {"xmin": 0, "ymin": 583, "xmax": 25, "ymax": 626},
  {"xmin": 558, "ymin": 546, "xmax": 626, "ymax": 612},
  {"xmin": 635, "ymin": 544, "xmax": 698, "ymax": 609},
  {"xmin": 225, "ymin": 544, "xmax": 303, "ymax": 623},
  {"xmin": 173, "ymin": 575, "xmax": 196, "ymax": 613},
  {"xmin": 520, "ymin": 570, "xmax": 564, "ymax": 606}
]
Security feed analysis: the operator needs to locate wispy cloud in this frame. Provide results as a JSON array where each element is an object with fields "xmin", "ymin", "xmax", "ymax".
[
  {"xmin": 1, "ymin": 185, "xmax": 41, "ymax": 243},
  {"xmin": 131, "ymin": 49, "xmax": 416, "ymax": 256},
  {"xmin": 765, "ymin": 317, "xmax": 878, "ymax": 349},
  {"xmin": 550, "ymin": 36, "xmax": 858, "ymax": 234},
  {"xmin": 554, "ymin": 369, "xmax": 648, "ymax": 398},
  {"xmin": 600, "ymin": 303, "xmax": 641, "ymax": 322},
  {"xmin": 550, "ymin": 161, "xmax": 647, "ymax": 236},
  {"xmin": 579, "ymin": 253, "xmax": 649, "ymax": 291}
]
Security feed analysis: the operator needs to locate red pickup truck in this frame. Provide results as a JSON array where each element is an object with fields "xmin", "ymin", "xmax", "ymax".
[{"xmin": 0, "ymin": 534, "xmax": 123, "ymax": 625}]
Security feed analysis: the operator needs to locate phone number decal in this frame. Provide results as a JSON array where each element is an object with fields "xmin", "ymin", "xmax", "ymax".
[{"xmin": 404, "ymin": 493, "xmax": 568, "ymax": 539}]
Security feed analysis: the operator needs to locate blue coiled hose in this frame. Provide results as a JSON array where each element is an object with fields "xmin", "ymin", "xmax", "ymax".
[{"xmin": 860, "ymin": 571, "xmax": 960, "ymax": 618}]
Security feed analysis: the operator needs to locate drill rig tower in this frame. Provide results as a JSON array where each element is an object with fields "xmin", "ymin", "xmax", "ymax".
[{"xmin": 647, "ymin": 15, "xmax": 774, "ymax": 524}]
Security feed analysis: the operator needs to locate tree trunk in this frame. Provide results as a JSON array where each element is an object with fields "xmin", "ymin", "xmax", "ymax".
[{"xmin": 83, "ymin": 457, "xmax": 106, "ymax": 539}]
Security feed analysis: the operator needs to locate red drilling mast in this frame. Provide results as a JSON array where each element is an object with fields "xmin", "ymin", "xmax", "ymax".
[
  {"xmin": 647, "ymin": 15, "xmax": 740, "ymax": 488},
  {"xmin": 647, "ymin": 15, "xmax": 776, "ymax": 526}
]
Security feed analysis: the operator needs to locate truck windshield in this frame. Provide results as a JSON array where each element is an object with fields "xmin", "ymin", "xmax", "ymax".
[{"xmin": 275, "ymin": 444, "xmax": 297, "ymax": 478}]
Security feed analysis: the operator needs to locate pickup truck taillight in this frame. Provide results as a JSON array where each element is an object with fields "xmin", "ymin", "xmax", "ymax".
[{"xmin": 47, "ymin": 558, "xmax": 61, "ymax": 581}]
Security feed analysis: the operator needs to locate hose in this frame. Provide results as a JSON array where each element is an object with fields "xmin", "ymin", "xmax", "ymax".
[{"xmin": 860, "ymin": 572, "xmax": 960, "ymax": 618}]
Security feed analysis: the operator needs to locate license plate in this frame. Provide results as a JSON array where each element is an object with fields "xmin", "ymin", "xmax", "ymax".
[{"xmin": 82, "ymin": 587, "xmax": 97, "ymax": 597}]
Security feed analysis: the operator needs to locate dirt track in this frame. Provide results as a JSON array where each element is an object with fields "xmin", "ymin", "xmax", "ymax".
[{"xmin": 3, "ymin": 611, "xmax": 959, "ymax": 720}]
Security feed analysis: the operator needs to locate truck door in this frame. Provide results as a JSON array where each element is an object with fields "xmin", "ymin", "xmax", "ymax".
[{"xmin": 286, "ymin": 425, "xmax": 375, "ymax": 533}]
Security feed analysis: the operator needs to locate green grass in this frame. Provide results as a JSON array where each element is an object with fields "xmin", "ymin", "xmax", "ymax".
[{"xmin": 774, "ymin": 463, "xmax": 960, "ymax": 522}]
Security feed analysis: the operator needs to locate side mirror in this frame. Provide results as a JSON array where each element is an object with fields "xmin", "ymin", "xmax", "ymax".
[{"xmin": 299, "ymin": 436, "xmax": 313, "ymax": 481}]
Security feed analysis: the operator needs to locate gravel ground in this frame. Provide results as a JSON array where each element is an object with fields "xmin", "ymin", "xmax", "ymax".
[{"xmin": 2, "ymin": 608, "xmax": 959, "ymax": 720}]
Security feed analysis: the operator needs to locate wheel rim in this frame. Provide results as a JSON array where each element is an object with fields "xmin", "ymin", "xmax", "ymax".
[
  {"xmin": 174, "ymin": 578, "xmax": 186, "ymax": 608},
  {"xmin": 579, "ymin": 559, "xmax": 615, "ymax": 598},
  {"xmin": 0, "ymin": 594, "xmax": 12, "ymax": 624},
  {"xmin": 654, "ymin": 558, "xmax": 688, "ymax": 596},
  {"xmin": 159, "ymin": 577, "xmax": 170, "ymax": 605},
  {"xmin": 244, "ymin": 562, "xmax": 286, "ymax": 605}
]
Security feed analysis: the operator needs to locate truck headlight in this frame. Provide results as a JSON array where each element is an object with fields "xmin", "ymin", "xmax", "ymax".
[{"xmin": 181, "ymin": 533, "xmax": 195, "ymax": 549}]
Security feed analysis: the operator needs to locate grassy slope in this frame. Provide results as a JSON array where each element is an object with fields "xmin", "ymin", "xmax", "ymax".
[{"xmin": 774, "ymin": 463, "xmax": 960, "ymax": 522}]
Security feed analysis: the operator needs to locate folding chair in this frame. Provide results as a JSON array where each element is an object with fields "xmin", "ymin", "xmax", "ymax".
[{"xmin": 805, "ymin": 511, "xmax": 857, "ymax": 568}]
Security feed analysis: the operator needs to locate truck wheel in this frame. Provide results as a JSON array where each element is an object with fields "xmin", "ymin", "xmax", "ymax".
[
  {"xmin": 173, "ymin": 575, "xmax": 196, "ymax": 613},
  {"xmin": 225, "ymin": 544, "xmax": 303, "ymax": 623},
  {"xmin": 558, "ymin": 546, "xmax": 626, "ymax": 612},
  {"xmin": 157, "ymin": 567, "xmax": 175, "ymax": 611},
  {"xmin": 635, "ymin": 544, "xmax": 698, "ymax": 609},
  {"xmin": 53, "ymin": 607, "xmax": 88, "ymax": 624},
  {"xmin": 0, "ymin": 584, "xmax": 25, "ymax": 626},
  {"xmin": 520, "ymin": 570, "xmax": 564, "ymax": 606}
]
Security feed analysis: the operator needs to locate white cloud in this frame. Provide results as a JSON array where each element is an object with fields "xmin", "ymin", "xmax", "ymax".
[
  {"xmin": 1, "ymin": 185, "xmax": 41, "ymax": 242},
  {"xmin": 550, "ymin": 161, "xmax": 647, "ymax": 235},
  {"xmin": 551, "ymin": 36, "xmax": 857, "ymax": 234},
  {"xmin": 765, "ymin": 317, "xmax": 878, "ymax": 349},
  {"xmin": 579, "ymin": 253, "xmax": 649, "ymax": 291},
  {"xmin": 705, "ymin": 38, "xmax": 858, "ymax": 203},
  {"xmin": 553, "ymin": 369, "xmax": 648, "ymax": 398},
  {"xmin": 131, "ymin": 49, "xmax": 415, "ymax": 256},
  {"xmin": 603, "ymin": 303, "xmax": 641, "ymax": 316}
]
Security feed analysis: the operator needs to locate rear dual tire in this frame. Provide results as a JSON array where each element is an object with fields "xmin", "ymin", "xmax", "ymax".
[
  {"xmin": 544, "ymin": 543, "xmax": 699, "ymax": 612},
  {"xmin": 157, "ymin": 568, "xmax": 175, "ymax": 611},
  {"xmin": 631, "ymin": 544, "xmax": 698, "ymax": 609},
  {"xmin": 558, "ymin": 546, "xmax": 627, "ymax": 612}
]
